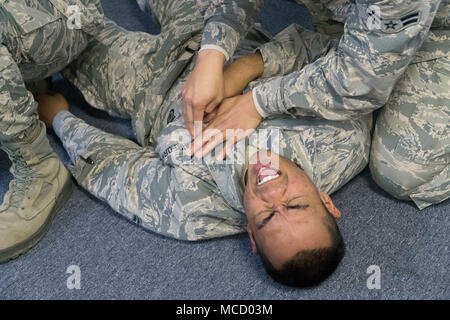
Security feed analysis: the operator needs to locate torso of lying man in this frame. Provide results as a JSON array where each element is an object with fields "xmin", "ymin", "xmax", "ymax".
[
  {"xmin": 58, "ymin": 101, "xmax": 372, "ymax": 241},
  {"xmin": 59, "ymin": 51, "xmax": 372, "ymax": 241}
]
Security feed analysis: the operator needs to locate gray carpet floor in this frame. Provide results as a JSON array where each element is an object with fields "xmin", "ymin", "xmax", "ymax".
[{"xmin": 0, "ymin": 0, "xmax": 448, "ymax": 299}]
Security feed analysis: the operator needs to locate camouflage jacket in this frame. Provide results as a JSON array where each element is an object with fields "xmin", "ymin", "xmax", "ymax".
[
  {"xmin": 59, "ymin": 104, "xmax": 371, "ymax": 240},
  {"xmin": 199, "ymin": 0, "xmax": 448, "ymax": 120},
  {"xmin": 0, "ymin": 0, "xmax": 263, "ymax": 80}
]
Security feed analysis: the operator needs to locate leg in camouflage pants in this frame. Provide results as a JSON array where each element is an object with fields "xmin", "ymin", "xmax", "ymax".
[{"xmin": 370, "ymin": 45, "xmax": 450, "ymax": 209}]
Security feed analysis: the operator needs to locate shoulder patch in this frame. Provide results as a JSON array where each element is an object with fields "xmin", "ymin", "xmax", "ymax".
[
  {"xmin": 367, "ymin": 8, "xmax": 421, "ymax": 33},
  {"xmin": 381, "ymin": 11, "xmax": 421, "ymax": 33}
]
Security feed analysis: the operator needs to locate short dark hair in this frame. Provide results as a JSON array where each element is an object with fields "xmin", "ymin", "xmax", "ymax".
[{"xmin": 259, "ymin": 208, "xmax": 345, "ymax": 287}]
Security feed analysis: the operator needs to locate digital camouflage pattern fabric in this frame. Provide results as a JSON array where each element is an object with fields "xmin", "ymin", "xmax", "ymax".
[
  {"xmin": 194, "ymin": 0, "xmax": 449, "ymax": 209},
  {"xmin": 370, "ymin": 53, "xmax": 450, "ymax": 209},
  {"xmin": 0, "ymin": 0, "xmax": 105, "ymax": 141},
  {"xmin": 52, "ymin": 0, "xmax": 372, "ymax": 240}
]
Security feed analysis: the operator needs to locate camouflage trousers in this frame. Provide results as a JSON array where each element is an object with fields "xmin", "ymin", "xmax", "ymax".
[
  {"xmin": 0, "ymin": 0, "xmax": 96, "ymax": 142},
  {"xmin": 0, "ymin": 46, "xmax": 38, "ymax": 142},
  {"xmin": 370, "ymin": 42, "xmax": 450, "ymax": 210}
]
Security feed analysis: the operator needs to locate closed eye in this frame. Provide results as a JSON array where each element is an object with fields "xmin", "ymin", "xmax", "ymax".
[
  {"xmin": 258, "ymin": 211, "xmax": 275, "ymax": 230},
  {"xmin": 287, "ymin": 204, "xmax": 309, "ymax": 210},
  {"xmin": 257, "ymin": 204, "xmax": 309, "ymax": 230}
]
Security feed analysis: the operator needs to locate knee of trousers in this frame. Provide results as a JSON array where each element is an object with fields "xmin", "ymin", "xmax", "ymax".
[
  {"xmin": 369, "ymin": 127, "xmax": 411, "ymax": 200},
  {"xmin": 371, "ymin": 53, "xmax": 450, "ymax": 201},
  {"xmin": 369, "ymin": 119, "xmax": 447, "ymax": 201}
]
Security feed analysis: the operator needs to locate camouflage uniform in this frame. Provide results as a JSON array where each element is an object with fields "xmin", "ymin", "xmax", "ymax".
[
  {"xmin": 51, "ymin": 0, "xmax": 372, "ymax": 240},
  {"xmin": 0, "ymin": 0, "xmax": 105, "ymax": 141},
  {"xmin": 198, "ymin": 0, "xmax": 449, "ymax": 209},
  {"xmin": 0, "ymin": 0, "xmax": 105, "ymax": 261},
  {"xmin": 369, "ymin": 7, "xmax": 450, "ymax": 209}
]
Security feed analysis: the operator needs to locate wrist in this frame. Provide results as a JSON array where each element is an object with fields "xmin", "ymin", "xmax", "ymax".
[
  {"xmin": 250, "ymin": 89, "xmax": 269, "ymax": 119},
  {"xmin": 242, "ymin": 52, "xmax": 264, "ymax": 81},
  {"xmin": 198, "ymin": 49, "xmax": 226, "ymax": 66},
  {"xmin": 245, "ymin": 91, "xmax": 262, "ymax": 120}
]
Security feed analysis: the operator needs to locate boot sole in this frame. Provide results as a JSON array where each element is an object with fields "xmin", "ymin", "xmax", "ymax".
[{"xmin": 0, "ymin": 177, "xmax": 74, "ymax": 264}]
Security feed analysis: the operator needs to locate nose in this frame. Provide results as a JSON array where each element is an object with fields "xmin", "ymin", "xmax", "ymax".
[{"xmin": 258, "ymin": 181, "xmax": 287, "ymax": 203}]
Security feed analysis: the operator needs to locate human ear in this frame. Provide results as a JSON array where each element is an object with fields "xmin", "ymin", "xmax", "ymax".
[
  {"xmin": 319, "ymin": 192, "xmax": 342, "ymax": 219},
  {"xmin": 247, "ymin": 225, "xmax": 258, "ymax": 255}
]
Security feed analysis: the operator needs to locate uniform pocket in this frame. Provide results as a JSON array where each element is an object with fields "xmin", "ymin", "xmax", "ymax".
[
  {"xmin": 47, "ymin": 0, "xmax": 105, "ymax": 35},
  {"xmin": 4, "ymin": 2, "xmax": 70, "ymax": 66}
]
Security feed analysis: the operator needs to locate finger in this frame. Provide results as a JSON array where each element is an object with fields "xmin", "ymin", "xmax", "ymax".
[
  {"xmin": 193, "ymin": 111, "xmax": 203, "ymax": 140},
  {"xmin": 190, "ymin": 134, "xmax": 204, "ymax": 157},
  {"xmin": 181, "ymin": 86, "xmax": 187, "ymax": 122},
  {"xmin": 205, "ymin": 99, "xmax": 219, "ymax": 114},
  {"xmin": 196, "ymin": 130, "xmax": 225, "ymax": 159},
  {"xmin": 190, "ymin": 125, "xmax": 216, "ymax": 157},
  {"xmin": 192, "ymin": 105, "xmax": 205, "ymax": 139},
  {"xmin": 204, "ymin": 111, "xmax": 217, "ymax": 123},
  {"xmin": 189, "ymin": 123, "xmax": 212, "ymax": 156},
  {"xmin": 192, "ymin": 122, "xmax": 224, "ymax": 157},
  {"xmin": 218, "ymin": 128, "xmax": 252, "ymax": 160},
  {"xmin": 182, "ymin": 95, "xmax": 187, "ymax": 124},
  {"xmin": 183, "ymin": 98, "xmax": 195, "ymax": 138}
]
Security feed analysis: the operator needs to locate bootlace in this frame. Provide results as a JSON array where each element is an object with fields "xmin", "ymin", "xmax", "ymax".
[{"xmin": 3, "ymin": 149, "xmax": 34, "ymax": 210}]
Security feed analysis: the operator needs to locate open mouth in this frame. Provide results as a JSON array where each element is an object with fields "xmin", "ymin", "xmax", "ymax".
[{"xmin": 256, "ymin": 165, "xmax": 281, "ymax": 186}]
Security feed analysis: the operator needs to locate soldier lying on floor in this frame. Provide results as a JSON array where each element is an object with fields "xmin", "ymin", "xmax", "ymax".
[{"xmin": 35, "ymin": 0, "xmax": 373, "ymax": 287}]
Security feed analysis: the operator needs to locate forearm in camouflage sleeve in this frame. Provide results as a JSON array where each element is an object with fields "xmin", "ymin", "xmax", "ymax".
[
  {"xmin": 200, "ymin": 0, "xmax": 264, "ymax": 60},
  {"xmin": 257, "ymin": 24, "xmax": 337, "ymax": 79},
  {"xmin": 252, "ymin": 0, "xmax": 441, "ymax": 119},
  {"xmin": 53, "ymin": 111, "xmax": 245, "ymax": 240}
]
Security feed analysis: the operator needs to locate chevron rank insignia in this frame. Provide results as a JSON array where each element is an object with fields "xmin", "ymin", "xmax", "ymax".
[{"xmin": 381, "ymin": 11, "xmax": 421, "ymax": 33}]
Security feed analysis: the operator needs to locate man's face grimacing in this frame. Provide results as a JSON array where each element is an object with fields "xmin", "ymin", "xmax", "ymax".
[{"xmin": 243, "ymin": 151, "xmax": 345, "ymax": 287}]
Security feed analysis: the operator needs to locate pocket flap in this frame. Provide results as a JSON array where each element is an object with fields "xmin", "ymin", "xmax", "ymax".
[
  {"xmin": 47, "ymin": 0, "xmax": 105, "ymax": 35},
  {"xmin": 3, "ymin": 1, "xmax": 59, "ymax": 35}
]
